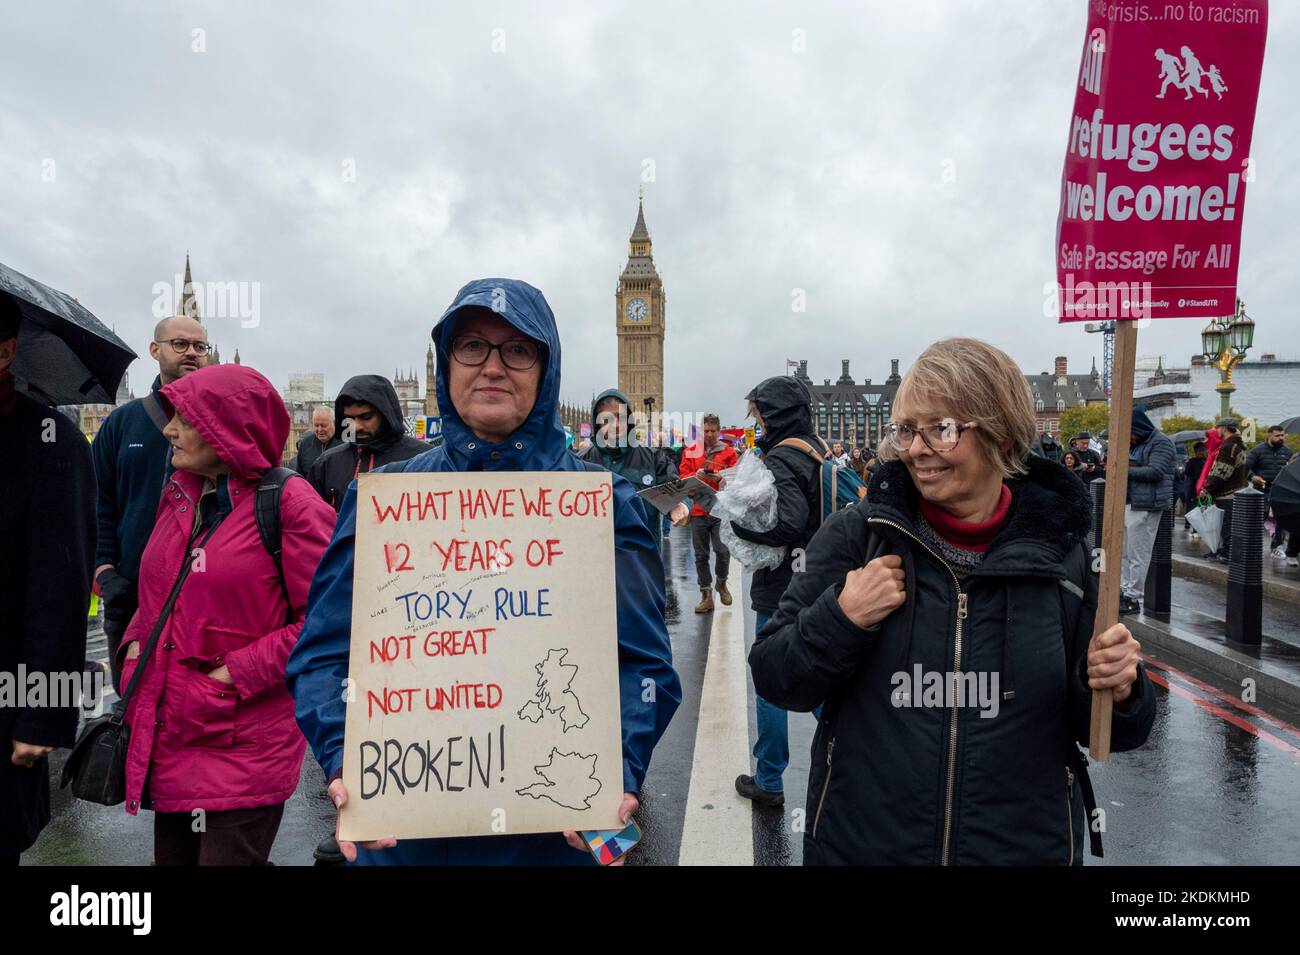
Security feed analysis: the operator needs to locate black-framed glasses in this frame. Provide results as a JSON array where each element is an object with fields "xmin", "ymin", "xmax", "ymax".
[
  {"xmin": 156, "ymin": 338, "xmax": 210, "ymax": 356},
  {"xmin": 885, "ymin": 419, "xmax": 979, "ymax": 454},
  {"xmin": 449, "ymin": 336, "xmax": 542, "ymax": 370}
]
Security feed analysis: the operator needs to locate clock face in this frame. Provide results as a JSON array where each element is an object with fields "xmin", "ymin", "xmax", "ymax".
[{"xmin": 625, "ymin": 298, "xmax": 649, "ymax": 322}]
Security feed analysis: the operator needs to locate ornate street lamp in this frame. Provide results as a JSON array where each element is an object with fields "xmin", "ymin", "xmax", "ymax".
[
  {"xmin": 1200, "ymin": 319, "xmax": 1225, "ymax": 361},
  {"xmin": 1200, "ymin": 298, "xmax": 1253, "ymax": 419},
  {"xmin": 1227, "ymin": 304, "xmax": 1255, "ymax": 355}
]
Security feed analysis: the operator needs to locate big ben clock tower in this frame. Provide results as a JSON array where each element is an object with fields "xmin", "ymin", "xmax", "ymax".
[{"xmin": 616, "ymin": 191, "xmax": 665, "ymax": 423}]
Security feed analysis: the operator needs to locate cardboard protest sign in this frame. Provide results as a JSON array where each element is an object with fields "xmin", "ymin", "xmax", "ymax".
[
  {"xmin": 338, "ymin": 471, "xmax": 625, "ymax": 841},
  {"xmin": 1057, "ymin": 0, "xmax": 1267, "ymax": 321}
]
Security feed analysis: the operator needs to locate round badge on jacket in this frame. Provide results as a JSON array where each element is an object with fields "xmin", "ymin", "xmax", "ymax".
[{"xmin": 642, "ymin": 474, "xmax": 653, "ymax": 485}]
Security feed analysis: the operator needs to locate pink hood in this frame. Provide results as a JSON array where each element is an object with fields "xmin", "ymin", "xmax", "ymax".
[{"xmin": 159, "ymin": 364, "xmax": 289, "ymax": 480}]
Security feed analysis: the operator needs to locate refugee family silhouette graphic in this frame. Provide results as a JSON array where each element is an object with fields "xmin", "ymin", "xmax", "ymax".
[{"xmin": 1156, "ymin": 45, "xmax": 1229, "ymax": 99}]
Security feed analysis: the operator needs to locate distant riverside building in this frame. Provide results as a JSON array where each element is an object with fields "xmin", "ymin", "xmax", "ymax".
[
  {"xmin": 1025, "ymin": 356, "xmax": 1107, "ymax": 436},
  {"xmin": 559, "ymin": 401, "xmax": 593, "ymax": 438},
  {"xmin": 394, "ymin": 367, "xmax": 424, "ymax": 422},
  {"xmin": 790, "ymin": 358, "xmax": 902, "ymax": 448},
  {"xmin": 286, "ymin": 373, "xmax": 325, "ymax": 403},
  {"xmin": 282, "ymin": 372, "xmax": 331, "ymax": 465},
  {"xmin": 66, "ymin": 369, "xmax": 135, "ymax": 443},
  {"xmin": 1136, "ymin": 354, "xmax": 1300, "ymax": 426}
]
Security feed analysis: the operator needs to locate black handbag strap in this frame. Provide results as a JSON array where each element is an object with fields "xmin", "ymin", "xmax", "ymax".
[{"xmin": 112, "ymin": 515, "xmax": 226, "ymax": 723}]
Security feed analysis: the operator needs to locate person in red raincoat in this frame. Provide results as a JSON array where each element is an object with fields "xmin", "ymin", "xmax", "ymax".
[{"xmin": 116, "ymin": 364, "xmax": 335, "ymax": 865}]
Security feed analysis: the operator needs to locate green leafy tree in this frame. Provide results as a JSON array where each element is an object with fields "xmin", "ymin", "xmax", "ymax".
[
  {"xmin": 1160, "ymin": 414, "xmax": 1211, "ymax": 437},
  {"xmin": 1059, "ymin": 404, "xmax": 1109, "ymax": 441}
]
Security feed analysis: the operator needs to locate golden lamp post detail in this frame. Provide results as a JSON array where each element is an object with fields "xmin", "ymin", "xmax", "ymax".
[{"xmin": 1200, "ymin": 298, "xmax": 1256, "ymax": 420}]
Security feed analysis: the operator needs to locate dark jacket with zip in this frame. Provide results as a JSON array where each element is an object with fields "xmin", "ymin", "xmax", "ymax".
[
  {"xmin": 749, "ymin": 456, "xmax": 1156, "ymax": 865},
  {"xmin": 291, "ymin": 431, "xmax": 342, "ymax": 477},
  {"xmin": 308, "ymin": 375, "xmax": 426, "ymax": 511},
  {"xmin": 1245, "ymin": 440, "xmax": 1293, "ymax": 487},
  {"xmin": 92, "ymin": 375, "xmax": 170, "ymax": 583},
  {"xmin": 730, "ymin": 376, "xmax": 824, "ymax": 614}
]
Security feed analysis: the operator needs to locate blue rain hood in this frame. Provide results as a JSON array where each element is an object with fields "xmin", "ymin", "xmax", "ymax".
[{"xmin": 428, "ymin": 278, "xmax": 569, "ymax": 471}]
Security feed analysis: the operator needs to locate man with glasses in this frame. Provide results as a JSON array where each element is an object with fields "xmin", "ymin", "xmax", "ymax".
[
  {"xmin": 309, "ymin": 373, "xmax": 427, "ymax": 512},
  {"xmin": 92, "ymin": 315, "xmax": 208, "ymax": 692}
]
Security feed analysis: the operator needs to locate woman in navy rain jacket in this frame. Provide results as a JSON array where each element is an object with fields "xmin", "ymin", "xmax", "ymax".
[{"xmin": 287, "ymin": 278, "xmax": 681, "ymax": 865}]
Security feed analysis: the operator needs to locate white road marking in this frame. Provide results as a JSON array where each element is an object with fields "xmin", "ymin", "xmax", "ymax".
[{"xmin": 678, "ymin": 592, "xmax": 754, "ymax": 866}]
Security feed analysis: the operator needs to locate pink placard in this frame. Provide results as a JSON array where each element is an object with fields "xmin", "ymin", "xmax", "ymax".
[{"xmin": 1057, "ymin": 0, "xmax": 1267, "ymax": 322}]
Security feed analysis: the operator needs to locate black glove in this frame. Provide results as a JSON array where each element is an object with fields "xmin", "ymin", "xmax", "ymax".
[{"xmin": 97, "ymin": 568, "xmax": 138, "ymax": 624}]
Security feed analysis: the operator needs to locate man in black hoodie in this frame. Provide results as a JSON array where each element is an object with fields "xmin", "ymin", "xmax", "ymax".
[
  {"xmin": 729, "ymin": 376, "xmax": 826, "ymax": 808},
  {"xmin": 309, "ymin": 375, "xmax": 427, "ymax": 512}
]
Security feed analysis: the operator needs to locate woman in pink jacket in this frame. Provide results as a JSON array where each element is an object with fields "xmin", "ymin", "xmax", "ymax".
[{"xmin": 116, "ymin": 364, "xmax": 335, "ymax": 865}]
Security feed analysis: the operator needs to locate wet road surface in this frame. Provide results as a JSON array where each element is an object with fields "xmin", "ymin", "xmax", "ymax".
[{"xmin": 24, "ymin": 525, "xmax": 1300, "ymax": 865}]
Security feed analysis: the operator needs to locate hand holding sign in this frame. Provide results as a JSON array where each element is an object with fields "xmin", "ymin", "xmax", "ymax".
[
  {"xmin": 1086, "ymin": 623, "xmax": 1142, "ymax": 706},
  {"xmin": 562, "ymin": 791, "xmax": 639, "ymax": 864},
  {"xmin": 329, "ymin": 778, "xmax": 396, "ymax": 862}
]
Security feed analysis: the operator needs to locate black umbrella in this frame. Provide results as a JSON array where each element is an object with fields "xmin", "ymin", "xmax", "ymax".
[
  {"xmin": 1270, "ymin": 457, "xmax": 1300, "ymax": 520},
  {"xmin": 1, "ymin": 260, "xmax": 135, "ymax": 406},
  {"xmin": 1275, "ymin": 416, "xmax": 1300, "ymax": 435},
  {"xmin": 1169, "ymin": 429, "xmax": 1210, "ymax": 444}
]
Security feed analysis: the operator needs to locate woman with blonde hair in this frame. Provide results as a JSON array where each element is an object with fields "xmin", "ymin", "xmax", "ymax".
[{"xmin": 749, "ymin": 337, "xmax": 1154, "ymax": 864}]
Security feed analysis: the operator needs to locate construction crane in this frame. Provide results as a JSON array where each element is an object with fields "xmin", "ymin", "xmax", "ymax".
[{"xmin": 1084, "ymin": 321, "xmax": 1115, "ymax": 398}]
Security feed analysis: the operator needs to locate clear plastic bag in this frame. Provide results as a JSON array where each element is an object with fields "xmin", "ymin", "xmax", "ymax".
[
  {"xmin": 714, "ymin": 452, "xmax": 787, "ymax": 571},
  {"xmin": 1185, "ymin": 502, "xmax": 1223, "ymax": 555}
]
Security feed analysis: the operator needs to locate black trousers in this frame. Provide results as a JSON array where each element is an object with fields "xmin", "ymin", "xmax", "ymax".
[
  {"xmin": 691, "ymin": 515, "xmax": 730, "ymax": 589},
  {"xmin": 1279, "ymin": 514, "xmax": 1300, "ymax": 559},
  {"xmin": 102, "ymin": 613, "xmax": 129, "ymax": 695},
  {"xmin": 153, "ymin": 803, "xmax": 285, "ymax": 866},
  {"xmin": 1218, "ymin": 496, "xmax": 1234, "ymax": 559},
  {"xmin": 100, "ymin": 578, "xmax": 139, "ymax": 695}
]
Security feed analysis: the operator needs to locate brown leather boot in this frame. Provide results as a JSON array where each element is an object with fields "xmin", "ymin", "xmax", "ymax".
[
  {"xmin": 695, "ymin": 588, "xmax": 714, "ymax": 613},
  {"xmin": 716, "ymin": 580, "xmax": 732, "ymax": 606}
]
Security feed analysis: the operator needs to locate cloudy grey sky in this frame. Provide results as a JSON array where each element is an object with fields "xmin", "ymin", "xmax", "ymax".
[{"xmin": 3, "ymin": 1, "xmax": 1296, "ymax": 425}]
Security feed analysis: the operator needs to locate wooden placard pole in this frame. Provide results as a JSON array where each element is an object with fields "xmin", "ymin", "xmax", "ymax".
[{"xmin": 1089, "ymin": 319, "xmax": 1139, "ymax": 761}]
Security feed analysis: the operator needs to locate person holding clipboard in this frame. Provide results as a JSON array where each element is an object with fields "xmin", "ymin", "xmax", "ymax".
[{"xmin": 676, "ymin": 414, "xmax": 739, "ymax": 613}]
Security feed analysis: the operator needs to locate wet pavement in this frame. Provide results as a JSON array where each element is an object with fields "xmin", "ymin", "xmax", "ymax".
[{"xmin": 23, "ymin": 524, "xmax": 1300, "ymax": 865}]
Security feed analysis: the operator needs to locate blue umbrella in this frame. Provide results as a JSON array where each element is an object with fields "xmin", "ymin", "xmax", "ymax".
[{"xmin": 0, "ymin": 260, "xmax": 135, "ymax": 406}]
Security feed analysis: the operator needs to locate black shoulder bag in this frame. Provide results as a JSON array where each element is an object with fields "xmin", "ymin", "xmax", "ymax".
[{"xmin": 61, "ymin": 517, "xmax": 225, "ymax": 806}]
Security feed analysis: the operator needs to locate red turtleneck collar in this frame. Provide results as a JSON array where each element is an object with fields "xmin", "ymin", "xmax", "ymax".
[{"xmin": 918, "ymin": 484, "xmax": 1012, "ymax": 553}]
